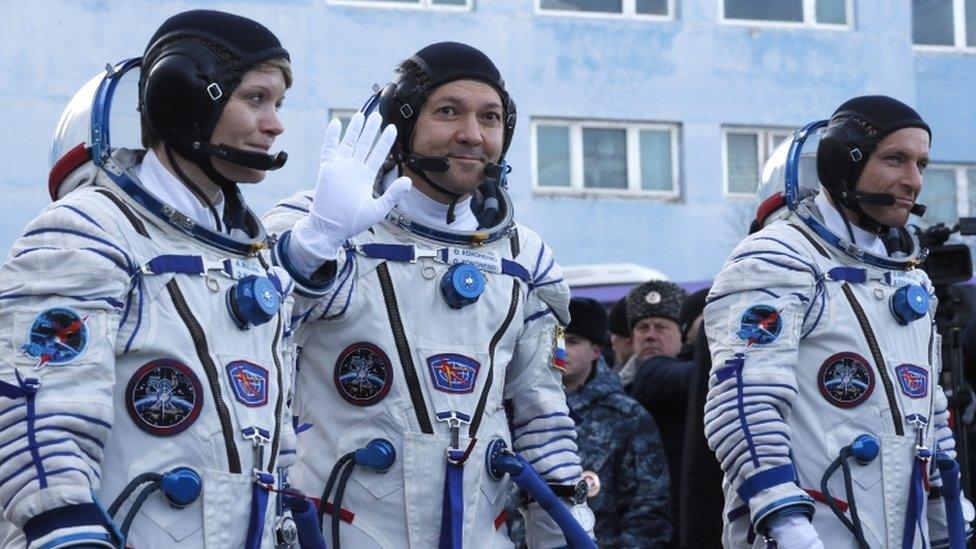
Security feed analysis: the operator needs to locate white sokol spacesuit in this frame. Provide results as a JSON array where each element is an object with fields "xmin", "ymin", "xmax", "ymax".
[
  {"xmin": 0, "ymin": 11, "xmax": 299, "ymax": 549},
  {"xmin": 263, "ymin": 42, "xmax": 591, "ymax": 549},
  {"xmin": 705, "ymin": 102, "xmax": 973, "ymax": 549}
]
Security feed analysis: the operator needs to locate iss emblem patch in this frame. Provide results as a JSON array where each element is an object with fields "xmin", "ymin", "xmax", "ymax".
[
  {"xmin": 426, "ymin": 354, "xmax": 481, "ymax": 394},
  {"xmin": 126, "ymin": 359, "xmax": 203, "ymax": 436},
  {"xmin": 818, "ymin": 352, "xmax": 875, "ymax": 408},
  {"xmin": 226, "ymin": 361, "xmax": 269, "ymax": 407},
  {"xmin": 334, "ymin": 343, "xmax": 393, "ymax": 406},
  {"xmin": 19, "ymin": 307, "xmax": 89, "ymax": 370},
  {"xmin": 737, "ymin": 305, "xmax": 782, "ymax": 345},
  {"xmin": 895, "ymin": 364, "xmax": 928, "ymax": 399}
]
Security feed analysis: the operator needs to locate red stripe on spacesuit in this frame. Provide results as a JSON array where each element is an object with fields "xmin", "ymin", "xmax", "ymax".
[
  {"xmin": 804, "ymin": 488, "xmax": 848, "ymax": 512},
  {"xmin": 49, "ymin": 143, "xmax": 91, "ymax": 201},
  {"xmin": 494, "ymin": 509, "xmax": 508, "ymax": 530},
  {"xmin": 321, "ymin": 501, "xmax": 355, "ymax": 524}
]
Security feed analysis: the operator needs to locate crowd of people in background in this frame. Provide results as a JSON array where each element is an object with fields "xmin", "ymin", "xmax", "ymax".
[{"xmin": 506, "ymin": 279, "xmax": 725, "ymax": 548}]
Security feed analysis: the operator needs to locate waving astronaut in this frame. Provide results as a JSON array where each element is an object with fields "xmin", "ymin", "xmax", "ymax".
[
  {"xmin": 704, "ymin": 95, "xmax": 975, "ymax": 548},
  {"xmin": 0, "ymin": 10, "xmax": 301, "ymax": 549},
  {"xmin": 263, "ymin": 42, "xmax": 595, "ymax": 548}
]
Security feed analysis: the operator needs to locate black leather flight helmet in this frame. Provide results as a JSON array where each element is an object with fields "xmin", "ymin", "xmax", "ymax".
[
  {"xmin": 139, "ymin": 10, "xmax": 290, "ymax": 180},
  {"xmin": 373, "ymin": 42, "xmax": 517, "ymax": 225},
  {"xmin": 816, "ymin": 95, "xmax": 931, "ymax": 232}
]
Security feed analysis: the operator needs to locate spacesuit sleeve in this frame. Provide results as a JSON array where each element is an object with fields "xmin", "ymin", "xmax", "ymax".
[
  {"xmin": 703, "ymin": 229, "xmax": 822, "ymax": 531},
  {"xmin": 0, "ymin": 199, "xmax": 133, "ymax": 548},
  {"xmin": 263, "ymin": 192, "xmax": 357, "ymax": 324},
  {"xmin": 504, "ymin": 243, "xmax": 580, "ymax": 484}
]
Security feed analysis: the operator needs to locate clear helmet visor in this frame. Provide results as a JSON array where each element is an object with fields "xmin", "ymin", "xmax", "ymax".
[
  {"xmin": 757, "ymin": 121, "xmax": 826, "ymax": 209},
  {"xmin": 50, "ymin": 60, "xmax": 142, "ymax": 172}
]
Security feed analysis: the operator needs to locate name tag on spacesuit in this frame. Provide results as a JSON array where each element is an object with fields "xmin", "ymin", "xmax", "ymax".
[
  {"xmin": 884, "ymin": 271, "xmax": 919, "ymax": 288},
  {"xmin": 221, "ymin": 258, "xmax": 266, "ymax": 280},
  {"xmin": 442, "ymin": 247, "xmax": 503, "ymax": 275}
]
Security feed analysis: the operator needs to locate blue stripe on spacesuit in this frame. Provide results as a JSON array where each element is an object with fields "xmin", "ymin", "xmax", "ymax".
[
  {"xmin": 753, "ymin": 236, "xmax": 805, "ymax": 256},
  {"xmin": 730, "ymin": 249, "xmax": 819, "ymax": 276},
  {"xmin": 512, "ymin": 425, "xmax": 576, "ymax": 442},
  {"xmin": 23, "ymin": 228, "xmax": 133, "ymax": 271},
  {"xmin": 512, "ymin": 411, "xmax": 569, "ymax": 430},
  {"xmin": 530, "ymin": 278, "xmax": 563, "ymax": 290},
  {"xmin": 319, "ymin": 249, "xmax": 355, "ymax": 319},
  {"xmin": 123, "ymin": 277, "xmax": 144, "ymax": 353},
  {"xmin": 534, "ymin": 257, "xmax": 555, "ymax": 285},
  {"xmin": 730, "ymin": 453, "xmax": 791, "ymax": 482},
  {"xmin": 539, "ymin": 461, "xmax": 580, "ymax": 476},
  {"xmin": 737, "ymin": 362, "xmax": 760, "ymax": 470},
  {"xmin": 736, "ymin": 463, "xmax": 797, "ymax": 503},
  {"xmin": 13, "ymin": 246, "xmax": 131, "ymax": 274},
  {"xmin": 528, "ymin": 448, "xmax": 575, "ymax": 465},
  {"xmin": 34, "ymin": 412, "xmax": 111, "ymax": 430},
  {"xmin": 708, "ymin": 391, "xmax": 794, "ymax": 411},
  {"xmin": 801, "ymin": 285, "xmax": 827, "ymax": 339},
  {"xmin": 24, "ymin": 384, "xmax": 44, "ymax": 489},
  {"xmin": 0, "ymin": 438, "xmax": 100, "ymax": 471},
  {"xmin": 515, "ymin": 434, "xmax": 576, "ymax": 453},
  {"xmin": 725, "ymin": 437, "xmax": 791, "ymax": 475},
  {"xmin": 0, "ymin": 293, "xmax": 123, "ymax": 310},
  {"xmin": 730, "ymin": 255, "xmax": 816, "ymax": 277},
  {"xmin": 277, "ymin": 203, "xmax": 310, "ymax": 214},
  {"xmin": 3, "ymin": 467, "xmax": 95, "ymax": 509},
  {"xmin": 549, "ymin": 472, "xmax": 582, "ymax": 484},
  {"xmin": 711, "ymin": 417, "xmax": 785, "ymax": 451},
  {"xmin": 524, "ymin": 308, "xmax": 554, "ymax": 324},
  {"xmin": 55, "ymin": 205, "xmax": 104, "ymax": 231},
  {"xmin": 532, "ymin": 245, "xmax": 546, "ymax": 279}
]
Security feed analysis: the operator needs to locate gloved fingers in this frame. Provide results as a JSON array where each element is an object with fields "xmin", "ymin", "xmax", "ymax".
[
  {"xmin": 374, "ymin": 176, "xmax": 412, "ymax": 213},
  {"xmin": 366, "ymin": 124, "xmax": 398, "ymax": 175},
  {"xmin": 319, "ymin": 118, "xmax": 343, "ymax": 164},
  {"xmin": 353, "ymin": 112, "xmax": 383, "ymax": 163},
  {"xmin": 337, "ymin": 112, "xmax": 365, "ymax": 159}
]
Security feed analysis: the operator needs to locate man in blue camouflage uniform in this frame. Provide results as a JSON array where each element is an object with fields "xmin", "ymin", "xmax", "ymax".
[{"xmin": 509, "ymin": 297, "xmax": 672, "ymax": 547}]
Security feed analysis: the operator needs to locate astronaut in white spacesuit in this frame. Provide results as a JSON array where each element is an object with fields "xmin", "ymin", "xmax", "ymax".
[
  {"xmin": 704, "ymin": 95, "xmax": 973, "ymax": 548},
  {"xmin": 0, "ymin": 10, "xmax": 300, "ymax": 549},
  {"xmin": 263, "ymin": 42, "xmax": 594, "ymax": 548}
]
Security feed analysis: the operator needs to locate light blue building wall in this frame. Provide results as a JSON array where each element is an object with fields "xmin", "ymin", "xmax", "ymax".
[{"xmin": 1, "ymin": 1, "xmax": 972, "ymax": 281}]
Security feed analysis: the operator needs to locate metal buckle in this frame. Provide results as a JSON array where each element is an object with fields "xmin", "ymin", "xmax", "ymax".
[
  {"xmin": 436, "ymin": 410, "xmax": 471, "ymax": 452},
  {"xmin": 207, "ymin": 83, "xmax": 223, "ymax": 101}
]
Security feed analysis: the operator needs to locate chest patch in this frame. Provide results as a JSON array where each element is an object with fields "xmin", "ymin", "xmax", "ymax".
[
  {"xmin": 20, "ymin": 307, "xmax": 89, "ymax": 370},
  {"xmin": 426, "ymin": 354, "xmax": 481, "ymax": 394},
  {"xmin": 895, "ymin": 364, "xmax": 928, "ymax": 399},
  {"xmin": 226, "ymin": 360, "xmax": 269, "ymax": 407},
  {"xmin": 818, "ymin": 352, "xmax": 875, "ymax": 408},
  {"xmin": 737, "ymin": 305, "xmax": 782, "ymax": 345},
  {"xmin": 334, "ymin": 342, "xmax": 393, "ymax": 406},
  {"xmin": 126, "ymin": 359, "xmax": 203, "ymax": 436}
]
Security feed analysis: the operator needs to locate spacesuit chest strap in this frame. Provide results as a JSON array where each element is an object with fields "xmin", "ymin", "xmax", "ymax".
[{"xmin": 353, "ymin": 243, "xmax": 530, "ymax": 282}]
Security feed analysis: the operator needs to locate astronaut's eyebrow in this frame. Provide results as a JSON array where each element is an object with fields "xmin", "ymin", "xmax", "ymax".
[{"xmin": 430, "ymin": 94, "xmax": 503, "ymax": 112}]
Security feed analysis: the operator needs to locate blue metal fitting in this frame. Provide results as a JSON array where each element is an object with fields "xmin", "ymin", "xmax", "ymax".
[
  {"xmin": 440, "ymin": 263, "xmax": 485, "ymax": 309},
  {"xmin": 354, "ymin": 439, "xmax": 396, "ymax": 472},
  {"xmin": 161, "ymin": 467, "xmax": 202, "ymax": 507},
  {"xmin": 486, "ymin": 438, "xmax": 509, "ymax": 481},
  {"xmin": 850, "ymin": 434, "xmax": 880, "ymax": 465},
  {"xmin": 890, "ymin": 284, "xmax": 928, "ymax": 325},
  {"xmin": 228, "ymin": 275, "xmax": 280, "ymax": 329}
]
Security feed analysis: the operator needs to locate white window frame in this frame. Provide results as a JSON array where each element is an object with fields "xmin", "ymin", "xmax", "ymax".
[
  {"xmin": 922, "ymin": 163, "xmax": 972, "ymax": 220},
  {"xmin": 535, "ymin": 0, "xmax": 674, "ymax": 21},
  {"xmin": 719, "ymin": 0, "xmax": 853, "ymax": 29},
  {"xmin": 721, "ymin": 126, "xmax": 793, "ymax": 199},
  {"xmin": 531, "ymin": 118, "xmax": 681, "ymax": 199},
  {"xmin": 913, "ymin": 0, "xmax": 976, "ymax": 51},
  {"xmin": 326, "ymin": 0, "xmax": 471, "ymax": 11}
]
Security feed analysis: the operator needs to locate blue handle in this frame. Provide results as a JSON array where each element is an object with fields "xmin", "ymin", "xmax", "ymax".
[
  {"xmin": 502, "ymin": 453, "xmax": 595, "ymax": 549},
  {"xmin": 283, "ymin": 493, "xmax": 328, "ymax": 549},
  {"xmin": 937, "ymin": 454, "xmax": 967, "ymax": 549},
  {"xmin": 354, "ymin": 439, "xmax": 396, "ymax": 472}
]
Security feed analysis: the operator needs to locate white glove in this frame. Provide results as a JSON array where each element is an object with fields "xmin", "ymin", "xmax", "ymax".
[
  {"xmin": 767, "ymin": 514, "xmax": 824, "ymax": 549},
  {"xmin": 293, "ymin": 112, "xmax": 412, "ymax": 263}
]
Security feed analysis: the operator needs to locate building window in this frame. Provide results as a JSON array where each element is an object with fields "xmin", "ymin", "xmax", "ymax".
[
  {"xmin": 913, "ymin": 164, "xmax": 976, "ymax": 226},
  {"xmin": 722, "ymin": 0, "xmax": 850, "ymax": 27},
  {"xmin": 722, "ymin": 127, "xmax": 793, "ymax": 197},
  {"xmin": 533, "ymin": 119, "xmax": 680, "ymax": 197},
  {"xmin": 537, "ymin": 0, "xmax": 671, "ymax": 18},
  {"xmin": 913, "ymin": 0, "xmax": 976, "ymax": 48},
  {"xmin": 327, "ymin": 0, "xmax": 470, "ymax": 10}
]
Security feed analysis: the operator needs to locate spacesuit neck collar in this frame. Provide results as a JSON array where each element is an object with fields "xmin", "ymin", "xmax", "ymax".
[
  {"xmin": 379, "ymin": 169, "xmax": 514, "ymax": 246},
  {"xmin": 139, "ymin": 149, "xmax": 227, "ymax": 233},
  {"xmin": 99, "ymin": 148, "xmax": 270, "ymax": 256},
  {"xmin": 814, "ymin": 192, "xmax": 887, "ymax": 257}
]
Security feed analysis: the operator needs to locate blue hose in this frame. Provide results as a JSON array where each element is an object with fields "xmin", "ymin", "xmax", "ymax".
[
  {"xmin": 494, "ymin": 452, "xmax": 595, "ymax": 549},
  {"xmin": 284, "ymin": 493, "xmax": 329, "ymax": 549},
  {"xmin": 936, "ymin": 454, "xmax": 967, "ymax": 549}
]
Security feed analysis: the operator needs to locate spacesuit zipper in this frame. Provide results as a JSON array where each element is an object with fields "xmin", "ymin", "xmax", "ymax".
[
  {"xmin": 166, "ymin": 279, "xmax": 242, "ymax": 473},
  {"xmin": 376, "ymin": 262, "xmax": 434, "ymax": 434},
  {"xmin": 469, "ymin": 280, "xmax": 520, "ymax": 437},
  {"xmin": 841, "ymin": 283, "xmax": 904, "ymax": 436},
  {"xmin": 267, "ymin": 315, "xmax": 283, "ymax": 472}
]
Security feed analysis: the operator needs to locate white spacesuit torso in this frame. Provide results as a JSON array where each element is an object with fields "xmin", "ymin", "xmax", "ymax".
[
  {"xmin": 264, "ymin": 188, "xmax": 582, "ymax": 548},
  {"xmin": 0, "ymin": 149, "xmax": 297, "ymax": 548},
  {"xmin": 704, "ymin": 197, "xmax": 962, "ymax": 548}
]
